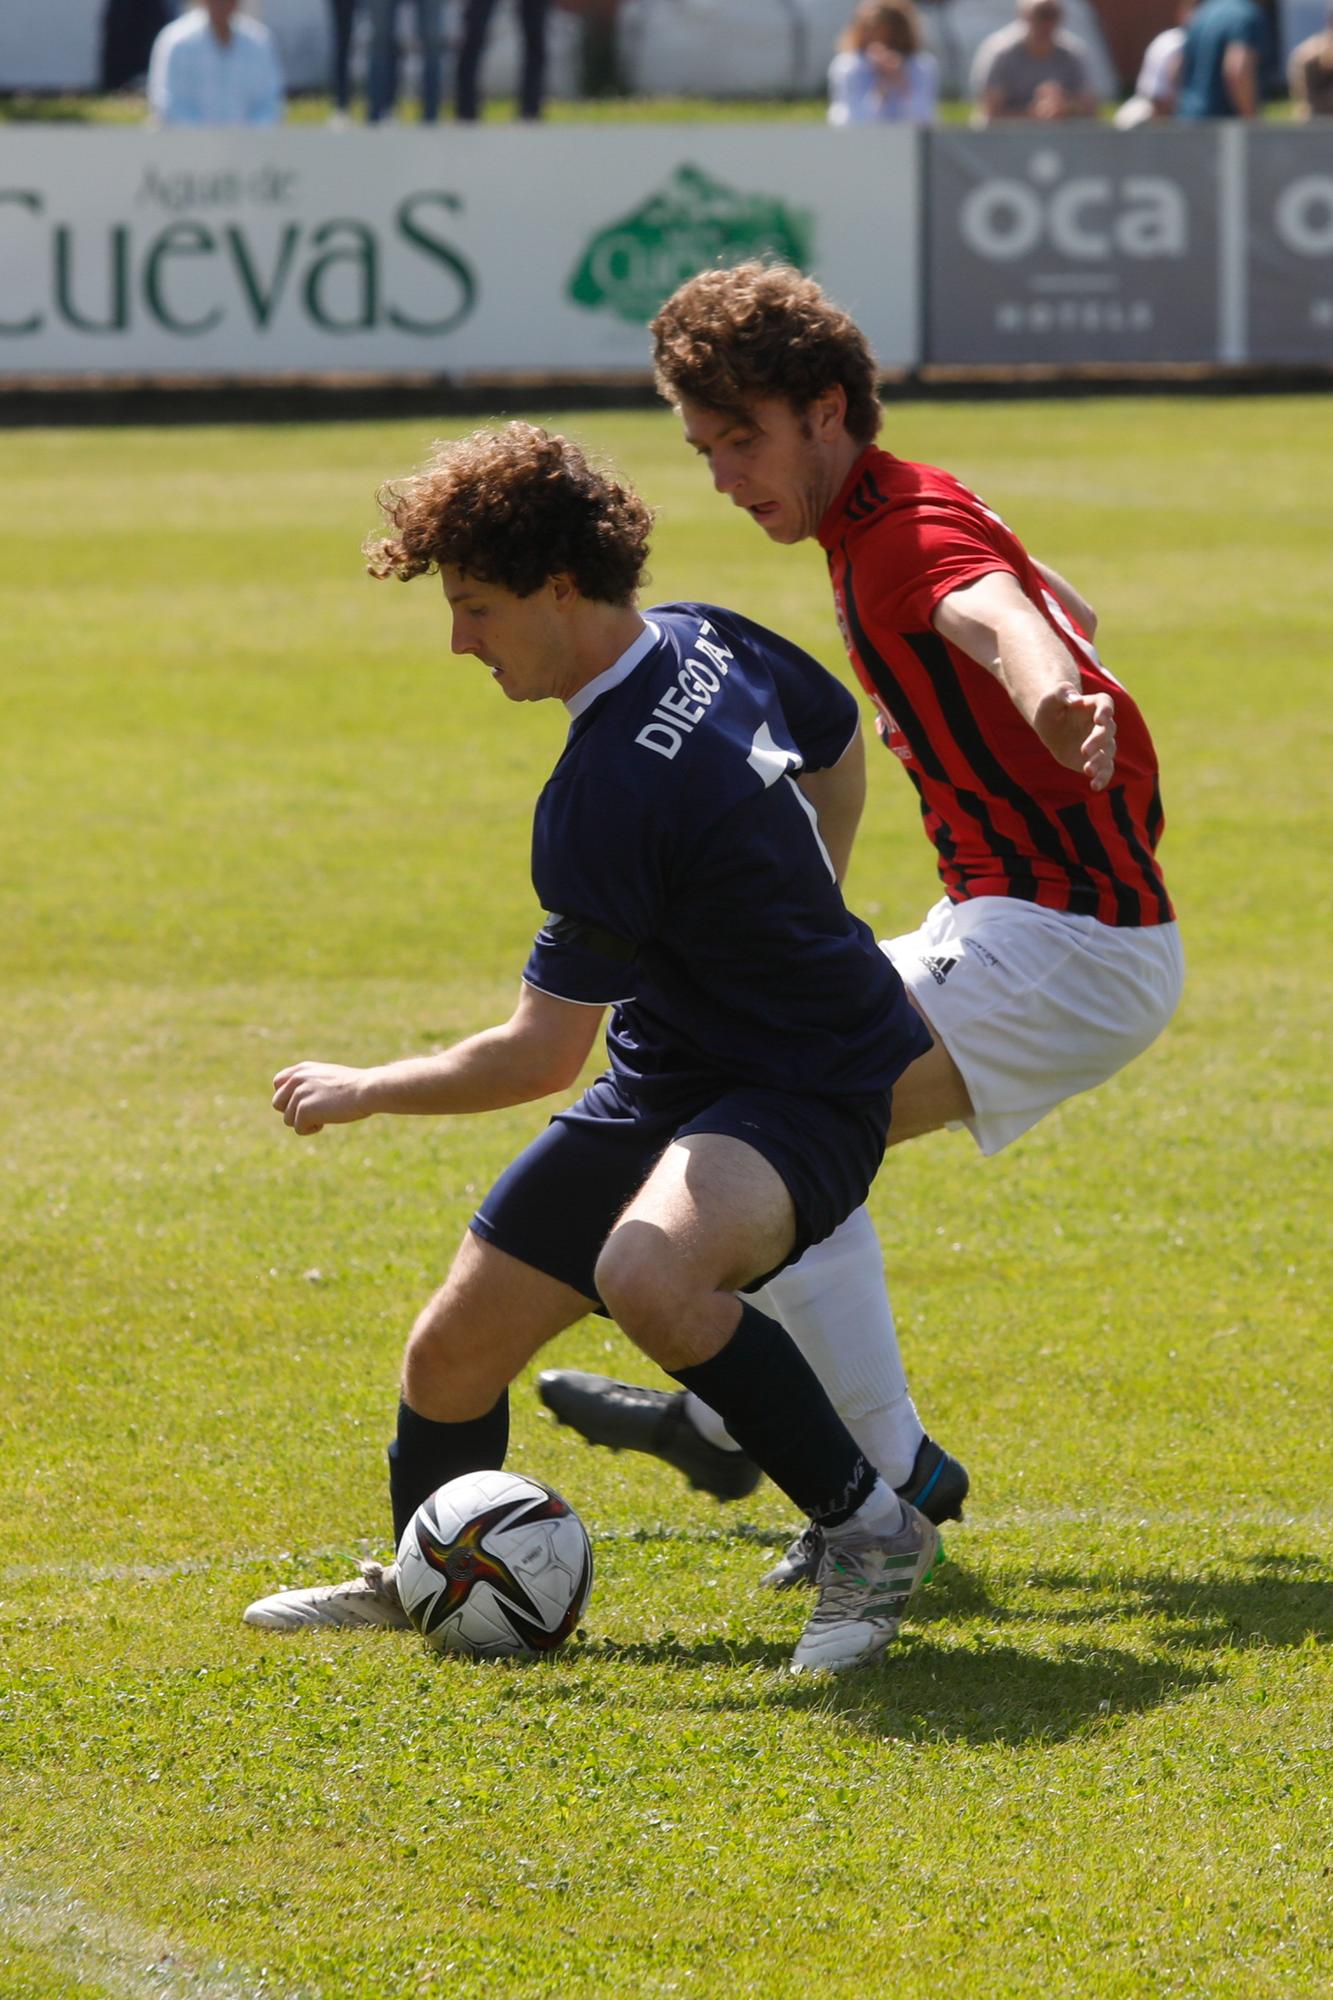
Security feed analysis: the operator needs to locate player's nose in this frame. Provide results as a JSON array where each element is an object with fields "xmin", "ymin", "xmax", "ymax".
[{"xmin": 710, "ymin": 451, "xmax": 740, "ymax": 496}]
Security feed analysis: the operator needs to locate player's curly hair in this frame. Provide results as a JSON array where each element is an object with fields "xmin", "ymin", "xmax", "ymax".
[
  {"xmin": 364, "ymin": 423, "xmax": 653, "ymax": 603},
  {"xmin": 651, "ymin": 263, "xmax": 882, "ymax": 446}
]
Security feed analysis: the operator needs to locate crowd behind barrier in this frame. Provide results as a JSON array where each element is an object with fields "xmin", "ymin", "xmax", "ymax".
[
  {"xmin": 5, "ymin": 3, "xmax": 1321, "ymax": 128},
  {"xmin": 7, "ymin": 1, "xmax": 1326, "ymax": 134},
  {"xmin": 0, "ymin": 0, "xmax": 1246, "ymax": 111}
]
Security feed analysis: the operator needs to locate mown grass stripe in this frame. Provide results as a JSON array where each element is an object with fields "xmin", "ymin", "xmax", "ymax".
[{"xmin": 0, "ymin": 1874, "xmax": 298, "ymax": 2000}]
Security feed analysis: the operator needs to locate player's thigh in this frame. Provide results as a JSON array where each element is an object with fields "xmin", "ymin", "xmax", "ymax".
[
  {"xmin": 886, "ymin": 1006, "xmax": 974, "ymax": 1148},
  {"xmin": 598, "ymin": 1131, "xmax": 797, "ymax": 1310},
  {"xmin": 403, "ymin": 1229, "xmax": 597, "ymax": 1420}
]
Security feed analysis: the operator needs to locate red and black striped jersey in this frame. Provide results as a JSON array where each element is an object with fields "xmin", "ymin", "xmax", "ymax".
[{"xmin": 819, "ymin": 448, "xmax": 1174, "ymax": 928}]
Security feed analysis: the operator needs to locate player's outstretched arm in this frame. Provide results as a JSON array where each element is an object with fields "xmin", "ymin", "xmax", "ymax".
[
  {"xmin": 932, "ymin": 570, "xmax": 1117, "ymax": 793},
  {"xmin": 1032, "ymin": 558, "xmax": 1098, "ymax": 640},
  {"xmin": 795, "ymin": 725, "xmax": 866, "ymax": 886},
  {"xmin": 272, "ymin": 984, "xmax": 605, "ymax": 1135}
]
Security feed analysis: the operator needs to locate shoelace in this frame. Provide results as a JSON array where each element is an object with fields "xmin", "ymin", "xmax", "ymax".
[
  {"xmin": 790, "ymin": 1524, "xmax": 823, "ymax": 1566},
  {"xmin": 359, "ymin": 1560, "xmax": 400, "ymax": 1605},
  {"xmin": 810, "ymin": 1543, "xmax": 882, "ymax": 1618},
  {"xmin": 812, "ymin": 1540, "xmax": 916, "ymax": 1621}
]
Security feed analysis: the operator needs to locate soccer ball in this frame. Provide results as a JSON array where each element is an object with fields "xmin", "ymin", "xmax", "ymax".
[{"xmin": 395, "ymin": 1469, "xmax": 593, "ymax": 1658}]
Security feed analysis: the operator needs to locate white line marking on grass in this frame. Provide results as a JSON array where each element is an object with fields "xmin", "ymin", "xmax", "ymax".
[
  {"xmin": 2, "ymin": 1512, "xmax": 1327, "ymax": 1591},
  {"xmin": 0, "ymin": 1872, "xmax": 301, "ymax": 2000},
  {"xmin": 0, "ymin": 1548, "xmax": 356, "ymax": 1587}
]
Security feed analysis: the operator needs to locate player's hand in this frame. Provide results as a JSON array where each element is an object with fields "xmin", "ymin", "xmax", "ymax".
[
  {"xmin": 1032, "ymin": 685, "xmax": 1117, "ymax": 792},
  {"xmin": 272, "ymin": 1061, "xmax": 373, "ymax": 1136}
]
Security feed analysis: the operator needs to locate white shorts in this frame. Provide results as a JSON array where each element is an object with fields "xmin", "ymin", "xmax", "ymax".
[{"xmin": 881, "ymin": 897, "xmax": 1184, "ymax": 1157}]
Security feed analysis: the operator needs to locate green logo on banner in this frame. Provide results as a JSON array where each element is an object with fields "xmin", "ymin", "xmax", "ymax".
[{"xmin": 568, "ymin": 165, "xmax": 813, "ymax": 324}]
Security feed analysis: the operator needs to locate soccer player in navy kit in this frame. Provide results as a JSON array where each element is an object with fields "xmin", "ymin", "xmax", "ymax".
[
  {"xmin": 244, "ymin": 423, "xmax": 943, "ymax": 1673},
  {"xmin": 540, "ymin": 264, "xmax": 1183, "ymax": 1587}
]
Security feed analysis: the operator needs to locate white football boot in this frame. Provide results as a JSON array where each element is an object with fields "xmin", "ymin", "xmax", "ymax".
[
  {"xmin": 242, "ymin": 1559, "xmax": 410, "ymax": 1632},
  {"xmin": 789, "ymin": 1501, "xmax": 943, "ymax": 1674}
]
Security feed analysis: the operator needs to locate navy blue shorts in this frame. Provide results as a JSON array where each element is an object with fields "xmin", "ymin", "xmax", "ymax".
[{"xmin": 470, "ymin": 1071, "xmax": 892, "ymax": 1307}]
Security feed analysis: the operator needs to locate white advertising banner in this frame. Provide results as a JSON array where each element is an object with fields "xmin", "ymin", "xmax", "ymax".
[{"xmin": 0, "ymin": 126, "xmax": 920, "ymax": 378}]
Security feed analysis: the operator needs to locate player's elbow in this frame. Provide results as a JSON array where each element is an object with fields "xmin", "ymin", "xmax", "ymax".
[{"xmin": 507, "ymin": 1035, "xmax": 588, "ymax": 1101}]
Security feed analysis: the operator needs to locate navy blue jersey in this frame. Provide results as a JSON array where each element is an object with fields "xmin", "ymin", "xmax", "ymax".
[{"xmin": 522, "ymin": 603, "xmax": 931, "ymax": 1108}]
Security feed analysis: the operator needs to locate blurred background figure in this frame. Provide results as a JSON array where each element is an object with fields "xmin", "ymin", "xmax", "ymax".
[
  {"xmin": 367, "ymin": 0, "xmax": 445, "ymax": 122},
  {"xmin": 1289, "ymin": 2, "xmax": 1333, "ymax": 115},
  {"xmin": 971, "ymin": 0, "xmax": 1099, "ymax": 124},
  {"xmin": 326, "ymin": 0, "xmax": 360, "ymax": 123},
  {"xmin": 456, "ymin": 0, "xmax": 551, "ymax": 120},
  {"xmin": 827, "ymin": 1, "xmax": 938, "ymax": 125},
  {"xmin": 101, "ymin": 0, "xmax": 175, "ymax": 92},
  {"xmin": 1113, "ymin": 0, "xmax": 1197, "ymax": 127},
  {"xmin": 147, "ymin": 0, "xmax": 285, "ymax": 123},
  {"xmin": 1176, "ymin": 0, "xmax": 1271, "ymax": 118}
]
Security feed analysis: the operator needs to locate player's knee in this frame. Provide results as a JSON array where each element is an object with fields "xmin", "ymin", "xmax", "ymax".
[
  {"xmin": 401, "ymin": 1303, "xmax": 500, "ymax": 1421},
  {"xmin": 595, "ymin": 1223, "xmax": 680, "ymax": 1341}
]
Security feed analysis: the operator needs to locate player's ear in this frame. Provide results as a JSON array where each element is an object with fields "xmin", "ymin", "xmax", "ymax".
[
  {"xmin": 548, "ymin": 571, "xmax": 580, "ymax": 610},
  {"xmin": 809, "ymin": 385, "xmax": 848, "ymax": 440}
]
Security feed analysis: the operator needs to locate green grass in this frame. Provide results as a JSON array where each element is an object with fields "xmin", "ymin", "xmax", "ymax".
[
  {"xmin": 1, "ymin": 400, "xmax": 1329, "ymax": 1998},
  {"xmin": 0, "ymin": 91, "xmax": 1303, "ymax": 126},
  {"xmin": 0, "ymin": 90, "xmax": 917, "ymax": 126}
]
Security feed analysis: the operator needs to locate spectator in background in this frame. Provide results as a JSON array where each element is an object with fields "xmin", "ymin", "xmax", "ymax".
[
  {"xmin": 1176, "ymin": 0, "xmax": 1270, "ymax": 118},
  {"xmin": 1289, "ymin": 4, "xmax": 1333, "ymax": 117},
  {"xmin": 367, "ymin": 0, "xmax": 445, "ymax": 122},
  {"xmin": 1113, "ymin": 0, "xmax": 1197, "ymax": 128},
  {"xmin": 148, "ymin": 1, "xmax": 284, "ymax": 124},
  {"xmin": 326, "ymin": 0, "xmax": 360, "ymax": 125},
  {"xmin": 971, "ymin": 0, "xmax": 1098, "ymax": 124},
  {"xmin": 828, "ymin": 1, "xmax": 939, "ymax": 125},
  {"xmin": 456, "ymin": 0, "xmax": 551, "ymax": 121},
  {"xmin": 101, "ymin": 0, "xmax": 175, "ymax": 92}
]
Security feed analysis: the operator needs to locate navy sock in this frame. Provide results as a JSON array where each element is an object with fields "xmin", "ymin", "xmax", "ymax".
[
  {"xmin": 387, "ymin": 1393, "xmax": 510, "ymax": 1545},
  {"xmin": 671, "ymin": 1301, "xmax": 877, "ymax": 1527}
]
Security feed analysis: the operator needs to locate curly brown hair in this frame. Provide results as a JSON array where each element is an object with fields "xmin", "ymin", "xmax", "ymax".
[
  {"xmin": 651, "ymin": 263, "xmax": 882, "ymax": 446},
  {"xmin": 364, "ymin": 423, "xmax": 653, "ymax": 603}
]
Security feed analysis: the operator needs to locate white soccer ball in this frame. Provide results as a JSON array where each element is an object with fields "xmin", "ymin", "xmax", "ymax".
[{"xmin": 395, "ymin": 1469, "xmax": 593, "ymax": 1658}]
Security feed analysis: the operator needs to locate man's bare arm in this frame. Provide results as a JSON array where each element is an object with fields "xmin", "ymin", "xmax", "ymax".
[
  {"xmin": 795, "ymin": 725, "xmax": 867, "ymax": 886},
  {"xmin": 273, "ymin": 982, "xmax": 605, "ymax": 1135},
  {"xmin": 932, "ymin": 569, "xmax": 1116, "ymax": 791},
  {"xmin": 1033, "ymin": 557, "xmax": 1098, "ymax": 640},
  {"xmin": 1224, "ymin": 40, "xmax": 1259, "ymax": 116}
]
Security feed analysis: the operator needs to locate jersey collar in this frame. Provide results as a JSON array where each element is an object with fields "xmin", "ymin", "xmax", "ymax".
[
  {"xmin": 565, "ymin": 619, "xmax": 661, "ymax": 718},
  {"xmin": 818, "ymin": 446, "xmax": 886, "ymax": 551}
]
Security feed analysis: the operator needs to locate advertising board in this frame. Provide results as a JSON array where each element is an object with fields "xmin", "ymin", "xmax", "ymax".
[
  {"xmin": 926, "ymin": 126, "xmax": 1223, "ymax": 366},
  {"xmin": 1246, "ymin": 128, "xmax": 1333, "ymax": 364},
  {"xmin": 0, "ymin": 126, "xmax": 920, "ymax": 378}
]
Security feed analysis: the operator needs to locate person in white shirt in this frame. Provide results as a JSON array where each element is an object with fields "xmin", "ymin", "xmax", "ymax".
[
  {"xmin": 147, "ymin": 0, "xmax": 285, "ymax": 126},
  {"xmin": 1113, "ymin": 2, "xmax": 1196, "ymax": 128},
  {"xmin": 828, "ymin": 1, "xmax": 939, "ymax": 126}
]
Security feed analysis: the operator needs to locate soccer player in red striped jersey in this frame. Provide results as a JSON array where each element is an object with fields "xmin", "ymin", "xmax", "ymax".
[{"xmin": 538, "ymin": 263, "xmax": 1183, "ymax": 1585}]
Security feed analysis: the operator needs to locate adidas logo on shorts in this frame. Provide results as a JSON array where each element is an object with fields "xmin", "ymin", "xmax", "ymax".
[{"xmin": 921, "ymin": 953, "xmax": 960, "ymax": 986}]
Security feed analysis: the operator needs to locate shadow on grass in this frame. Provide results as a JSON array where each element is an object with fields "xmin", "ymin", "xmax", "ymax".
[
  {"xmin": 572, "ymin": 1627, "xmax": 1218, "ymax": 1745},
  {"xmin": 991, "ymin": 1551, "xmax": 1331, "ymax": 1651},
  {"xmin": 569, "ymin": 1548, "xmax": 1327, "ymax": 1745}
]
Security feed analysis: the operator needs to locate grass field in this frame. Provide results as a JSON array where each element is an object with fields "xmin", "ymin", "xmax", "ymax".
[{"xmin": 1, "ymin": 397, "xmax": 1329, "ymax": 1999}]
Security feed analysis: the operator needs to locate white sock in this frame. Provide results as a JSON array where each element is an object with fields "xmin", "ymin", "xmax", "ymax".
[
  {"xmin": 753, "ymin": 1208, "xmax": 925, "ymax": 1489},
  {"xmin": 677, "ymin": 1210, "xmax": 926, "ymax": 1489},
  {"xmin": 827, "ymin": 1477, "xmax": 906, "ymax": 1541},
  {"xmin": 682, "ymin": 1392, "xmax": 746, "ymax": 1452}
]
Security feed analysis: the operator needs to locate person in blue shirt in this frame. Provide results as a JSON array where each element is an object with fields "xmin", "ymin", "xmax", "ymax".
[
  {"xmin": 1176, "ymin": 0, "xmax": 1271, "ymax": 118},
  {"xmin": 242, "ymin": 423, "xmax": 943, "ymax": 1674},
  {"xmin": 147, "ymin": 1, "xmax": 284, "ymax": 126}
]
